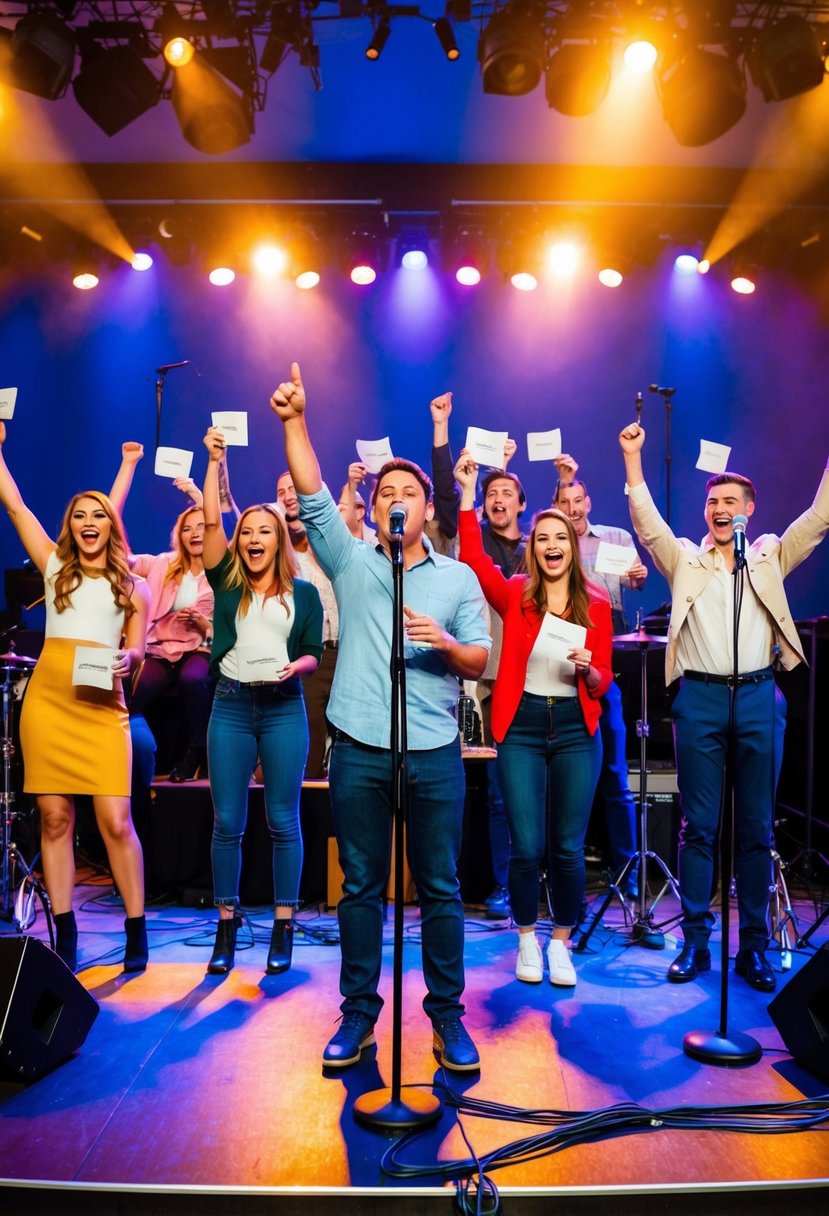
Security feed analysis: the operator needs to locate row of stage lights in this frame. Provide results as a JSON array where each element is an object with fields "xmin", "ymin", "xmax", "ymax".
[{"xmin": 0, "ymin": 6, "xmax": 827, "ymax": 152}]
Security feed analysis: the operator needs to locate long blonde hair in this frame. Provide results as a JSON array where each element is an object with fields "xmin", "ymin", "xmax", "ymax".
[
  {"xmin": 222, "ymin": 504, "xmax": 297, "ymax": 616},
  {"xmin": 54, "ymin": 491, "xmax": 136, "ymax": 618},
  {"xmin": 522, "ymin": 508, "xmax": 595, "ymax": 629},
  {"xmin": 164, "ymin": 506, "xmax": 204, "ymax": 585}
]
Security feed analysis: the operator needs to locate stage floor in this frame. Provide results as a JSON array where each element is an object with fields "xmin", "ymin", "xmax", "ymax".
[{"xmin": 1, "ymin": 873, "xmax": 827, "ymax": 1212}]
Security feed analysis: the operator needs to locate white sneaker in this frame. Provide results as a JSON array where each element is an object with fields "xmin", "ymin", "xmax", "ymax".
[
  {"xmin": 515, "ymin": 933, "xmax": 543, "ymax": 983},
  {"xmin": 547, "ymin": 938, "xmax": 577, "ymax": 987}
]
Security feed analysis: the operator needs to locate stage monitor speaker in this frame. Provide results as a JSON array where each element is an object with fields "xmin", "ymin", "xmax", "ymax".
[
  {"xmin": 0, "ymin": 936, "xmax": 99, "ymax": 1082},
  {"xmin": 767, "ymin": 943, "xmax": 829, "ymax": 1085}
]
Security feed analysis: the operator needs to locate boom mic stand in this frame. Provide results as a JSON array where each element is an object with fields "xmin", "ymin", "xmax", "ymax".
[
  {"xmin": 648, "ymin": 384, "xmax": 677, "ymax": 527},
  {"xmin": 154, "ymin": 360, "xmax": 201, "ymax": 452},
  {"xmin": 353, "ymin": 512, "xmax": 442, "ymax": 1131}
]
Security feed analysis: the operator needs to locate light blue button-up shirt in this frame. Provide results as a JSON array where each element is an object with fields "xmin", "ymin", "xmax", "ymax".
[{"xmin": 298, "ymin": 485, "xmax": 491, "ymax": 750}]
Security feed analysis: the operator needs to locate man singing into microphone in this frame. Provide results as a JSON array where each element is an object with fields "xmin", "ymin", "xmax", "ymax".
[
  {"xmin": 619, "ymin": 421, "xmax": 829, "ymax": 991},
  {"xmin": 270, "ymin": 364, "xmax": 490, "ymax": 1070}
]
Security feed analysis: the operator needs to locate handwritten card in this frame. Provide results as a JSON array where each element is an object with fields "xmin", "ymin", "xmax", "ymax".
[
  {"xmin": 594, "ymin": 541, "xmax": 637, "ymax": 577},
  {"xmin": 356, "ymin": 437, "xmax": 394, "ymax": 474},
  {"xmin": 465, "ymin": 426, "xmax": 509, "ymax": 470},
  {"xmin": 236, "ymin": 642, "xmax": 289, "ymax": 683},
  {"xmin": 696, "ymin": 439, "xmax": 731, "ymax": 474},
  {"xmin": 72, "ymin": 646, "xmax": 116, "ymax": 690},
  {"xmin": 211, "ymin": 411, "xmax": 248, "ymax": 446},
  {"xmin": 527, "ymin": 428, "xmax": 562, "ymax": 462},
  {"xmin": 0, "ymin": 387, "xmax": 18, "ymax": 420},
  {"xmin": 155, "ymin": 447, "xmax": 194, "ymax": 479}
]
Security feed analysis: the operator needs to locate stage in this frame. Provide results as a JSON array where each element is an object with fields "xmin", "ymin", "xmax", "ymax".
[{"xmin": 1, "ymin": 868, "xmax": 827, "ymax": 1215}]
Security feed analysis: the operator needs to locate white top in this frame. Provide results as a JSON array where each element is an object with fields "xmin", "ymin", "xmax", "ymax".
[
  {"xmin": 219, "ymin": 591, "xmax": 296, "ymax": 682},
  {"xmin": 675, "ymin": 548, "xmax": 773, "ymax": 677},
  {"xmin": 173, "ymin": 570, "xmax": 200, "ymax": 611},
  {"xmin": 523, "ymin": 613, "xmax": 578, "ymax": 697},
  {"xmin": 44, "ymin": 551, "xmax": 125, "ymax": 648}
]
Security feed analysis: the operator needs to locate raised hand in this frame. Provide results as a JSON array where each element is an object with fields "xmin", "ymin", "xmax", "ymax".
[
  {"xmin": 502, "ymin": 437, "xmax": 517, "ymax": 469},
  {"xmin": 203, "ymin": 426, "xmax": 226, "ymax": 462},
  {"xmin": 121, "ymin": 442, "xmax": 144, "ymax": 465},
  {"xmin": 347, "ymin": 461, "xmax": 368, "ymax": 487},
  {"xmin": 270, "ymin": 361, "xmax": 306, "ymax": 421},
  {"xmin": 554, "ymin": 453, "xmax": 578, "ymax": 484},
  {"xmin": 619, "ymin": 422, "xmax": 645, "ymax": 453},
  {"xmin": 429, "ymin": 391, "xmax": 453, "ymax": 423}
]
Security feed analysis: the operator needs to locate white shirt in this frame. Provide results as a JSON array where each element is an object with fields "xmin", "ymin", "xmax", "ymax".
[
  {"xmin": 523, "ymin": 613, "xmax": 578, "ymax": 697},
  {"xmin": 219, "ymin": 592, "xmax": 296, "ymax": 681},
  {"xmin": 675, "ymin": 547, "xmax": 773, "ymax": 677},
  {"xmin": 44, "ymin": 551, "xmax": 125, "ymax": 648}
]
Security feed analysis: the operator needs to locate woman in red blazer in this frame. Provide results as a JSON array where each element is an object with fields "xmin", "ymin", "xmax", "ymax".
[{"xmin": 456, "ymin": 453, "xmax": 613, "ymax": 988}]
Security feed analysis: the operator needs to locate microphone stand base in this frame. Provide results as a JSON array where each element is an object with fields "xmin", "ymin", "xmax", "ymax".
[
  {"xmin": 631, "ymin": 925, "xmax": 665, "ymax": 950},
  {"xmin": 683, "ymin": 1028, "xmax": 762, "ymax": 1067},
  {"xmin": 354, "ymin": 1086, "xmax": 442, "ymax": 1131}
]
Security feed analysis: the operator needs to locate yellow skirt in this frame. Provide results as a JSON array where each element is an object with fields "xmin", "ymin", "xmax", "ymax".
[{"xmin": 20, "ymin": 638, "xmax": 131, "ymax": 797}]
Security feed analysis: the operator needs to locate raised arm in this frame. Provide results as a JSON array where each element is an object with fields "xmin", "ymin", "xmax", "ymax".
[
  {"xmin": 201, "ymin": 427, "xmax": 229, "ymax": 570},
  {"xmin": 269, "ymin": 362, "xmax": 322, "ymax": 495},
  {"xmin": 0, "ymin": 421, "xmax": 54, "ymax": 574},
  {"xmin": 619, "ymin": 422, "xmax": 645, "ymax": 488},
  {"xmin": 430, "ymin": 392, "xmax": 461, "ymax": 540},
  {"xmin": 109, "ymin": 441, "xmax": 144, "ymax": 517}
]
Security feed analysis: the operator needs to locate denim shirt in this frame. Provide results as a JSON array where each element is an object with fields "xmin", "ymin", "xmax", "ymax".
[{"xmin": 298, "ymin": 485, "xmax": 491, "ymax": 750}]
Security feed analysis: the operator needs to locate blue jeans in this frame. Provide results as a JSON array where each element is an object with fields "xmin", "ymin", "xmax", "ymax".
[
  {"xmin": 672, "ymin": 674, "xmax": 786, "ymax": 950},
  {"xmin": 497, "ymin": 694, "xmax": 603, "ymax": 929},
  {"xmin": 328, "ymin": 735, "xmax": 466, "ymax": 1024},
  {"xmin": 597, "ymin": 681, "xmax": 637, "ymax": 874},
  {"xmin": 207, "ymin": 676, "xmax": 308, "ymax": 907}
]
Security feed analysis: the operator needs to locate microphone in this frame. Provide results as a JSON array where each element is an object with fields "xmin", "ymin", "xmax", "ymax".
[
  {"xmin": 732, "ymin": 513, "xmax": 747, "ymax": 569},
  {"xmin": 648, "ymin": 384, "xmax": 676, "ymax": 397},
  {"xmin": 388, "ymin": 501, "xmax": 408, "ymax": 536},
  {"xmin": 635, "ymin": 390, "xmax": 643, "ymax": 420},
  {"xmin": 156, "ymin": 360, "xmax": 189, "ymax": 374}
]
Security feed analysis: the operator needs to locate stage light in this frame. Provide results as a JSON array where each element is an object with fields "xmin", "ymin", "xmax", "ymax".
[
  {"xmin": 478, "ymin": 11, "xmax": 544, "ymax": 97},
  {"xmin": 749, "ymin": 15, "xmax": 826, "ymax": 103},
  {"xmin": 656, "ymin": 45, "xmax": 746, "ymax": 146},
  {"xmin": 72, "ymin": 45, "xmax": 160, "ymax": 136},
  {"xmin": 545, "ymin": 43, "xmax": 611, "ymax": 117},
  {"xmin": 624, "ymin": 39, "xmax": 657, "ymax": 75},
  {"xmin": 157, "ymin": 213, "xmax": 196, "ymax": 265},
  {"xmin": 131, "ymin": 252, "xmax": 154, "ymax": 271},
  {"xmin": 287, "ymin": 226, "xmax": 322, "ymax": 287},
  {"xmin": 72, "ymin": 270, "xmax": 99, "ymax": 291},
  {"xmin": 434, "ymin": 18, "xmax": 460, "ymax": 62},
  {"xmin": 546, "ymin": 239, "xmax": 582, "ymax": 278},
  {"xmin": 252, "ymin": 240, "xmax": 289, "ymax": 278},
  {"xmin": 4, "ymin": 12, "xmax": 76, "ymax": 100},
  {"xmin": 598, "ymin": 267, "xmax": 622, "ymax": 288},
  {"xmin": 503, "ymin": 231, "xmax": 541, "ymax": 291},
  {"xmin": 674, "ymin": 252, "xmax": 701, "ymax": 275},
  {"xmin": 159, "ymin": 3, "xmax": 195, "ymax": 68},
  {"xmin": 399, "ymin": 232, "xmax": 429, "ymax": 270},
  {"xmin": 448, "ymin": 228, "xmax": 487, "ymax": 286},
  {"xmin": 730, "ymin": 255, "xmax": 757, "ymax": 295},
  {"xmin": 171, "ymin": 55, "xmax": 252, "ymax": 154},
  {"xmin": 365, "ymin": 20, "xmax": 391, "ymax": 62},
  {"xmin": 296, "ymin": 269, "xmax": 320, "ymax": 290},
  {"xmin": 208, "ymin": 266, "xmax": 235, "ymax": 286},
  {"xmin": 349, "ymin": 225, "xmax": 384, "ymax": 285}
]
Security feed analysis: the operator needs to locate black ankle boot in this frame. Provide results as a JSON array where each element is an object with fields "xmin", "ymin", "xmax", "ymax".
[
  {"xmin": 266, "ymin": 919, "xmax": 293, "ymax": 975},
  {"xmin": 124, "ymin": 915, "xmax": 149, "ymax": 973},
  {"xmin": 207, "ymin": 915, "xmax": 241, "ymax": 974},
  {"xmin": 54, "ymin": 911, "xmax": 78, "ymax": 973}
]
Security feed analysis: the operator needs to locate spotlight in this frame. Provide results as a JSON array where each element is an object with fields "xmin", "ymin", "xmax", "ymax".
[
  {"xmin": 73, "ymin": 46, "xmax": 160, "ymax": 136},
  {"xmin": 260, "ymin": 4, "xmax": 301, "ymax": 73},
  {"xmin": 208, "ymin": 266, "xmax": 236, "ymax": 287},
  {"xmin": 478, "ymin": 11, "xmax": 544, "ymax": 97},
  {"xmin": 447, "ymin": 228, "xmax": 488, "ymax": 286},
  {"xmin": 287, "ymin": 226, "xmax": 322, "ymax": 288},
  {"xmin": 656, "ymin": 45, "xmax": 746, "ymax": 146},
  {"xmin": 251, "ymin": 240, "xmax": 289, "ymax": 278},
  {"xmin": 157, "ymin": 213, "xmax": 196, "ymax": 265},
  {"xmin": 730, "ymin": 254, "xmax": 757, "ymax": 295},
  {"xmin": 434, "ymin": 18, "xmax": 460, "ymax": 62},
  {"xmin": 159, "ymin": 3, "xmax": 195, "ymax": 68},
  {"xmin": 545, "ymin": 43, "xmax": 611, "ymax": 117},
  {"xmin": 72, "ymin": 269, "xmax": 99, "ymax": 291},
  {"xmin": 349, "ymin": 225, "xmax": 384, "ymax": 285},
  {"xmin": 503, "ymin": 231, "xmax": 541, "ymax": 290},
  {"xmin": 4, "ymin": 12, "xmax": 76, "ymax": 100},
  {"xmin": 624, "ymin": 39, "xmax": 658, "ymax": 75},
  {"xmin": 171, "ymin": 56, "xmax": 252, "ymax": 154},
  {"xmin": 131, "ymin": 252, "xmax": 154, "ymax": 271},
  {"xmin": 365, "ymin": 21, "xmax": 391, "ymax": 62},
  {"xmin": 749, "ymin": 15, "xmax": 826, "ymax": 103},
  {"xmin": 674, "ymin": 252, "xmax": 701, "ymax": 275},
  {"xmin": 398, "ymin": 232, "xmax": 429, "ymax": 270},
  {"xmin": 546, "ymin": 239, "xmax": 582, "ymax": 278}
]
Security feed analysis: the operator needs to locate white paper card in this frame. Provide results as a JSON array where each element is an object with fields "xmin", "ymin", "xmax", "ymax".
[
  {"xmin": 236, "ymin": 642, "xmax": 289, "ymax": 683},
  {"xmin": 0, "ymin": 387, "xmax": 18, "ymax": 419},
  {"xmin": 594, "ymin": 541, "xmax": 637, "ymax": 576},
  {"xmin": 211, "ymin": 411, "xmax": 248, "ymax": 446},
  {"xmin": 696, "ymin": 439, "xmax": 731, "ymax": 474},
  {"xmin": 356, "ymin": 437, "xmax": 394, "ymax": 473},
  {"xmin": 72, "ymin": 646, "xmax": 115, "ymax": 690},
  {"xmin": 527, "ymin": 428, "xmax": 562, "ymax": 461},
  {"xmin": 541, "ymin": 615, "xmax": 587, "ymax": 662},
  {"xmin": 465, "ymin": 426, "xmax": 508, "ymax": 470},
  {"xmin": 154, "ymin": 446, "xmax": 194, "ymax": 479}
]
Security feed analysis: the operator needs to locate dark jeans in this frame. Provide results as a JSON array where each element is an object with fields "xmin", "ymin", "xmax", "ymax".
[
  {"xmin": 672, "ymin": 674, "xmax": 786, "ymax": 950},
  {"xmin": 328, "ymin": 735, "xmax": 466, "ymax": 1024},
  {"xmin": 497, "ymin": 693, "xmax": 603, "ymax": 929},
  {"xmin": 132, "ymin": 651, "xmax": 213, "ymax": 751},
  {"xmin": 207, "ymin": 676, "xmax": 308, "ymax": 907}
]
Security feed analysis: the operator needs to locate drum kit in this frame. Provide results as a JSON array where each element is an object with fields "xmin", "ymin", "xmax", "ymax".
[{"xmin": 0, "ymin": 646, "xmax": 49, "ymax": 930}]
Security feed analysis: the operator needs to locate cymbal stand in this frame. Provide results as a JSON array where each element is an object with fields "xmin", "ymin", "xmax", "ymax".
[
  {"xmin": 768, "ymin": 845, "xmax": 798, "ymax": 972},
  {"xmin": 576, "ymin": 628, "xmax": 681, "ymax": 953}
]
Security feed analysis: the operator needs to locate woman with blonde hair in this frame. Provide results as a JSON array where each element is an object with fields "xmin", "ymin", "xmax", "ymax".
[
  {"xmin": 201, "ymin": 427, "xmax": 322, "ymax": 975},
  {"xmin": 456, "ymin": 451, "xmax": 613, "ymax": 989},
  {"xmin": 0, "ymin": 422, "xmax": 150, "ymax": 973}
]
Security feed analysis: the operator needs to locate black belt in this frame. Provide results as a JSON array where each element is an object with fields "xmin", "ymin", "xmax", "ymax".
[
  {"xmin": 683, "ymin": 668, "xmax": 773, "ymax": 689},
  {"xmin": 323, "ymin": 639, "xmax": 338, "ymax": 650}
]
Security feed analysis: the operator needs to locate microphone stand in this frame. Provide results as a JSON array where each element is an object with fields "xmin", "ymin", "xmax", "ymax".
[
  {"xmin": 353, "ymin": 521, "xmax": 442, "ymax": 1130},
  {"xmin": 683, "ymin": 547, "xmax": 762, "ymax": 1066},
  {"xmin": 648, "ymin": 385, "xmax": 676, "ymax": 527},
  {"xmin": 154, "ymin": 361, "xmax": 201, "ymax": 451}
]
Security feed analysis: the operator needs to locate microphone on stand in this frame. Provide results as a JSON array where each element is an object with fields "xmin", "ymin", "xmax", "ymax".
[
  {"xmin": 155, "ymin": 360, "xmax": 202, "ymax": 376},
  {"xmin": 635, "ymin": 390, "xmax": 643, "ymax": 422},
  {"xmin": 389, "ymin": 501, "xmax": 408, "ymax": 536},
  {"xmin": 648, "ymin": 384, "xmax": 676, "ymax": 397},
  {"xmin": 732, "ymin": 514, "xmax": 748, "ymax": 569}
]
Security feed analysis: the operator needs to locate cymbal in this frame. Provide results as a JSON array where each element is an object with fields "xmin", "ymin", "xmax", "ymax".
[
  {"xmin": 613, "ymin": 630, "xmax": 668, "ymax": 650},
  {"xmin": 0, "ymin": 652, "xmax": 36, "ymax": 667}
]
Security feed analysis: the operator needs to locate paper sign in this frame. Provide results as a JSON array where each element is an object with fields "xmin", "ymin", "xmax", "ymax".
[
  {"xmin": 236, "ymin": 642, "xmax": 289, "ymax": 683},
  {"xmin": 696, "ymin": 439, "xmax": 731, "ymax": 474},
  {"xmin": 211, "ymin": 411, "xmax": 248, "ymax": 446},
  {"xmin": 154, "ymin": 447, "xmax": 194, "ymax": 479},
  {"xmin": 540, "ymin": 615, "xmax": 587, "ymax": 662},
  {"xmin": 0, "ymin": 387, "xmax": 18, "ymax": 420},
  {"xmin": 72, "ymin": 646, "xmax": 115, "ymax": 690},
  {"xmin": 465, "ymin": 426, "xmax": 509, "ymax": 470},
  {"xmin": 356, "ymin": 437, "xmax": 394, "ymax": 473},
  {"xmin": 527, "ymin": 428, "xmax": 562, "ymax": 462},
  {"xmin": 594, "ymin": 541, "xmax": 637, "ymax": 577}
]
